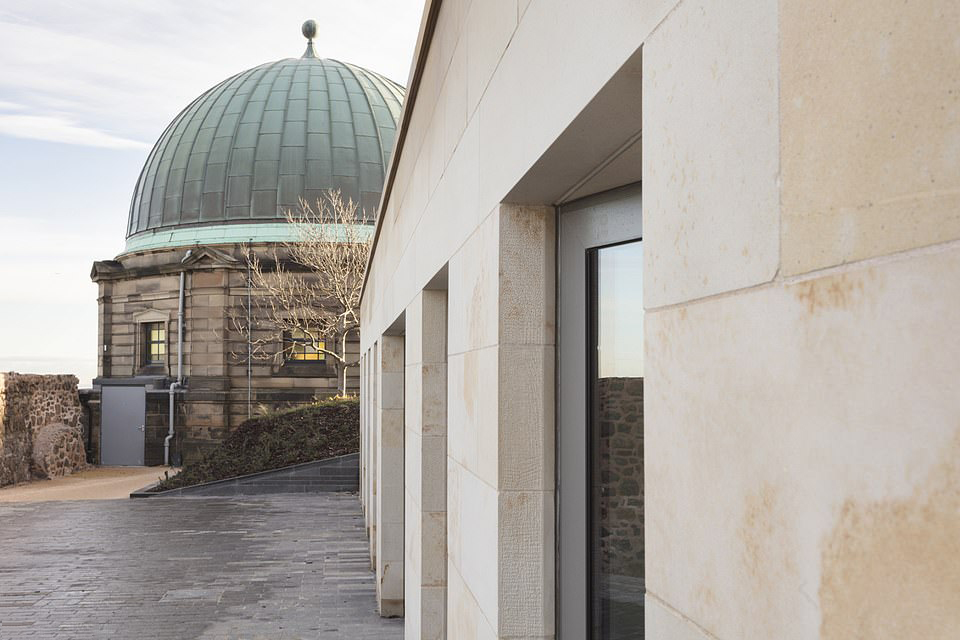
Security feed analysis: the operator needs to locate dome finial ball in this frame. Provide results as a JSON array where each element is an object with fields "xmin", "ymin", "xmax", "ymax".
[{"xmin": 302, "ymin": 20, "xmax": 317, "ymax": 41}]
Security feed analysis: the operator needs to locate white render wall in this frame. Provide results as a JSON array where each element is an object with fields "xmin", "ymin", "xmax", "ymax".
[{"xmin": 361, "ymin": 0, "xmax": 960, "ymax": 637}]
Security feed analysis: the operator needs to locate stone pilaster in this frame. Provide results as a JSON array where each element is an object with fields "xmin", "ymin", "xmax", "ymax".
[
  {"xmin": 446, "ymin": 204, "xmax": 556, "ymax": 638},
  {"xmin": 404, "ymin": 290, "xmax": 448, "ymax": 639},
  {"xmin": 376, "ymin": 335, "xmax": 404, "ymax": 617},
  {"xmin": 369, "ymin": 342, "xmax": 379, "ymax": 568}
]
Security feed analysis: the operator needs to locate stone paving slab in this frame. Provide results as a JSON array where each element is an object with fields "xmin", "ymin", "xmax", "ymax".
[{"xmin": 0, "ymin": 494, "xmax": 401, "ymax": 639}]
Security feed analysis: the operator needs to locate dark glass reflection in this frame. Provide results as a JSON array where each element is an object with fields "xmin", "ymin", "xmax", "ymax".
[{"xmin": 589, "ymin": 240, "xmax": 644, "ymax": 639}]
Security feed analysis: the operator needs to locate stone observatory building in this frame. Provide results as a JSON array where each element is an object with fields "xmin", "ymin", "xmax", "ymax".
[{"xmin": 88, "ymin": 22, "xmax": 404, "ymax": 466}]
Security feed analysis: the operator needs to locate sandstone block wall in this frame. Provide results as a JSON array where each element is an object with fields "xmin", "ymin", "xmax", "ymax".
[
  {"xmin": 642, "ymin": 1, "xmax": 960, "ymax": 636},
  {"xmin": 94, "ymin": 247, "xmax": 360, "ymax": 461},
  {"xmin": 358, "ymin": 0, "xmax": 958, "ymax": 636},
  {"xmin": 0, "ymin": 373, "xmax": 87, "ymax": 487}
]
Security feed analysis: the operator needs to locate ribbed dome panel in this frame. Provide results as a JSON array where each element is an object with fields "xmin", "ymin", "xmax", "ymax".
[{"xmin": 126, "ymin": 57, "xmax": 404, "ymax": 238}]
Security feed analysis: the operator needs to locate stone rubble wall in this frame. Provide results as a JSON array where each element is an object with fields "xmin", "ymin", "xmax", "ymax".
[
  {"xmin": 0, "ymin": 373, "xmax": 87, "ymax": 487},
  {"xmin": 78, "ymin": 389, "xmax": 100, "ymax": 466},
  {"xmin": 32, "ymin": 423, "xmax": 88, "ymax": 479},
  {"xmin": 598, "ymin": 376, "xmax": 644, "ymax": 581}
]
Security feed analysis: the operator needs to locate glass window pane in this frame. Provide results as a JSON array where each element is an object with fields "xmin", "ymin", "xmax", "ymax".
[
  {"xmin": 285, "ymin": 330, "xmax": 326, "ymax": 362},
  {"xmin": 590, "ymin": 240, "xmax": 644, "ymax": 639},
  {"xmin": 598, "ymin": 243, "xmax": 643, "ymax": 378},
  {"xmin": 143, "ymin": 322, "xmax": 166, "ymax": 364}
]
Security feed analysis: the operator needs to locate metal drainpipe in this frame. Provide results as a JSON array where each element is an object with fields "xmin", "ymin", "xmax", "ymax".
[
  {"xmin": 165, "ymin": 249, "xmax": 191, "ymax": 466},
  {"xmin": 246, "ymin": 253, "xmax": 252, "ymax": 419}
]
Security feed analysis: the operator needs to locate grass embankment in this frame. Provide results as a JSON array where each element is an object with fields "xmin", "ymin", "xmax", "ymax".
[{"xmin": 153, "ymin": 397, "xmax": 359, "ymax": 492}]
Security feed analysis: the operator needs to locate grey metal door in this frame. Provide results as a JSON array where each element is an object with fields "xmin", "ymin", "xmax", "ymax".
[
  {"xmin": 558, "ymin": 183, "xmax": 644, "ymax": 638},
  {"xmin": 101, "ymin": 385, "xmax": 146, "ymax": 466}
]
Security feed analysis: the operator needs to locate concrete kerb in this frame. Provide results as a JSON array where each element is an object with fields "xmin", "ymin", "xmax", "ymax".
[{"xmin": 130, "ymin": 480, "xmax": 163, "ymax": 496}]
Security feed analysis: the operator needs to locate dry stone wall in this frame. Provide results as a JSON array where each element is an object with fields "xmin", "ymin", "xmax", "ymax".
[{"xmin": 0, "ymin": 373, "xmax": 86, "ymax": 486}]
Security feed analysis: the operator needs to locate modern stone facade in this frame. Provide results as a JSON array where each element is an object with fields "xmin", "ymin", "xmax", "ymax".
[
  {"xmin": 0, "ymin": 373, "xmax": 87, "ymax": 487},
  {"xmin": 359, "ymin": 0, "xmax": 960, "ymax": 638}
]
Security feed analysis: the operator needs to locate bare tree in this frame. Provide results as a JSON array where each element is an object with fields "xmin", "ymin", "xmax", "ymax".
[{"xmin": 231, "ymin": 190, "xmax": 371, "ymax": 397}]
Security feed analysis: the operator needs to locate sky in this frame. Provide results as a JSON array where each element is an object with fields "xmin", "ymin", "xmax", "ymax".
[
  {"xmin": 0, "ymin": 0, "xmax": 423, "ymax": 387},
  {"xmin": 599, "ymin": 241, "xmax": 644, "ymax": 379}
]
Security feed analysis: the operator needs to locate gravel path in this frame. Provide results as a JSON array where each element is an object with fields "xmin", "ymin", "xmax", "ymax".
[{"xmin": 0, "ymin": 466, "xmax": 172, "ymax": 503}]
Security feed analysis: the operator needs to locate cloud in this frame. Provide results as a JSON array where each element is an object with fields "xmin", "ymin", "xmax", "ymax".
[
  {"xmin": 0, "ymin": 114, "xmax": 150, "ymax": 149},
  {"xmin": 0, "ymin": 0, "xmax": 423, "ymax": 388},
  {"xmin": 0, "ymin": 1, "xmax": 421, "ymax": 144}
]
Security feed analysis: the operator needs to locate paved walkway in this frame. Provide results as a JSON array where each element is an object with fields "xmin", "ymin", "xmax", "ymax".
[
  {"xmin": 0, "ymin": 495, "xmax": 402, "ymax": 639},
  {"xmin": 0, "ymin": 466, "xmax": 173, "ymax": 503}
]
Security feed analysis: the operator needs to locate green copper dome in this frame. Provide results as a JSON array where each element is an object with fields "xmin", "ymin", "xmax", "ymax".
[{"xmin": 125, "ymin": 49, "xmax": 404, "ymax": 252}]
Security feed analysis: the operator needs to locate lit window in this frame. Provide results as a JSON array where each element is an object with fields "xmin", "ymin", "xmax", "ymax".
[
  {"xmin": 144, "ymin": 322, "xmax": 166, "ymax": 365},
  {"xmin": 285, "ymin": 328, "xmax": 325, "ymax": 361}
]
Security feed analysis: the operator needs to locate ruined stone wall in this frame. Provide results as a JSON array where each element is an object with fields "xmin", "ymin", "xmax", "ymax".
[
  {"xmin": 0, "ymin": 374, "xmax": 32, "ymax": 486},
  {"xmin": 78, "ymin": 389, "xmax": 99, "ymax": 464},
  {"xmin": 0, "ymin": 373, "xmax": 86, "ymax": 486}
]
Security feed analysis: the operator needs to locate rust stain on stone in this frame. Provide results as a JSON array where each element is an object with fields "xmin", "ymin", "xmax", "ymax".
[
  {"xmin": 695, "ymin": 583, "xmax": 717, "ymax": 608},
  {"xmin": 740, "ymin": 483, "xmax": 777, "ymax": 578},
  {"xmin": 820, "ymin": 431, "xmax": 960, "ymax": 638},
  {"xmin": 464, "ymin": 254, "xmax": 487, "ymax": 421},
  {"xmin": 733, "ymin": 481, "xmax": 798, "ymax": 637},
  {"xmin": 469, "ymin": 274, "xmax": 485, "ymax": 353},
  {"xmin": 791, "ymin": 268, "xmax": 876, "ymax": 314},
  {"xmin": 462, "ymin": 349, "xmax": 477, "ymax": 421},
  {"xmin": 739, "ymin": 482, "xmax": 794, "ymax": 582}
]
